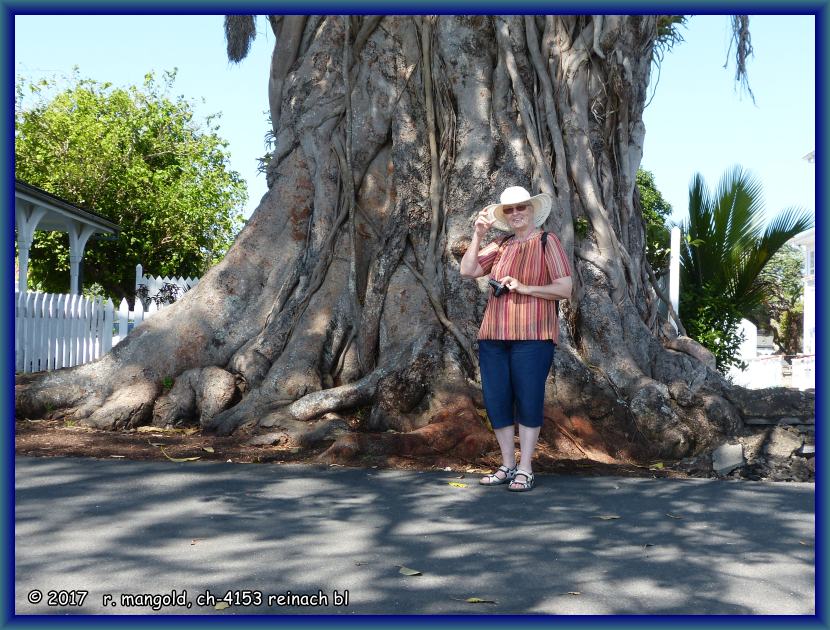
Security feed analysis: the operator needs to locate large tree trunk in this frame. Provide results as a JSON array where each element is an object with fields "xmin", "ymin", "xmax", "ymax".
[{"xmin": 16, "ymin": 15, "xmax": 813, "ymax": 466}]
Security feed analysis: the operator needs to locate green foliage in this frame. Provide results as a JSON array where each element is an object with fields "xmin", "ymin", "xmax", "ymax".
[
  {"xmin": 574, "ymin": 217, "xmax": 589, "ymax": 240},
  {"xmin": 680, "ymin": 166, "xmax": 812, "ymax": 372},
  {"xmin": 258, "ymin": 111, "xmax": 274, "ymax": 175},
  {"xmin": 636, "ymin": 168, "xmax": 673, "ymax": 272},
  {"xmin": 746, "ymin": 244, "xmax": 805, "ymax": 354},
  {"xmin": 682, "ymin": 284, "xmax": 747, "ymax": 373},
  {"xmin": 654, "ymin": 16, "xmax": 688, "ymax": 62},
  {"xmin": 81, "ymin": 282, "xmax": 107, "ymax": 300},
  {"xmin": 775, "ymin": 300, "xmax": 804, "ymax": 356},
  {"xmin": 15, "ymin": 69, "xmax": 247, "ymax": 300}
]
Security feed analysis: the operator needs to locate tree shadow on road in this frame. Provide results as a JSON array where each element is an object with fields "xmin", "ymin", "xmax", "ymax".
[{"xmin": 14, "ymin": 456, "xmax": 815, "ymax": 615}]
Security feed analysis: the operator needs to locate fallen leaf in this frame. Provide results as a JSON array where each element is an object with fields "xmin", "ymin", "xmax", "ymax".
[
  {"xmin": 136, "ymin": 426, "xmax": 163, "ymax": 433},
  {"xmin": 398, "ymin": 565, "xmax": 422, "ymax": 576},
  {"xmin": 448, "ymin": 482, "xmax": 468, "ymax": 488},
  {"xmin": 215, "ymin": 601, "xmax": 230, "ymax": 610},
  {"xmin": 202, "ymin": 447, "xmax": 215, "ymax": 453},
  {"xmin": 593, "ymin": 515, "xmax": 621, "ymax": 520},
  {"xmin": 160, "ymin": 447, "xmax": 200, "ymax": 463},
  {"xmin": 183, "ymin": 427, "xmax": 199, "ymax": 435},
  {"xmin": 650, "ymin": 462, "xmax": 665, "ymax": 470},
  {"xmin": 666, "ymin": 513, "xmax": 684, "ymax": 519},
  {"xmin": 453, "ymin": 597, "xmax": 497, "ymax": 604},
  {"xmin": 148, "ymin": 442, "xmax": 165, "ymax": 447}
]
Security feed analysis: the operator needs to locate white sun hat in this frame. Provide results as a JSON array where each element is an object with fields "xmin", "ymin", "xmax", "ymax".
[{"xmin": 484, "ymin": 186, "xmax": 553, "ymax": 232}]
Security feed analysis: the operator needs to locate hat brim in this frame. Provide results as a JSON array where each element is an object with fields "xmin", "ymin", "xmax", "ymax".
[{"xmin": 485, "ymin": 193, "xmax": 553, "ymax": 232}]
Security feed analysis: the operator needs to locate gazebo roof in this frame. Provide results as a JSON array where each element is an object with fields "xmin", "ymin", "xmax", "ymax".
[{"xmin": 15, "ymin": 179, "xmax": 119, "ymax": 234}]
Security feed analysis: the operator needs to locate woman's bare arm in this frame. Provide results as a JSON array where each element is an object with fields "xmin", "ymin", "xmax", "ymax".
[
  {"xmin": 460, "ymin": 210, "xmax": 495, "ymax": 278},
  {"xmin": 501, "ymin": 275, "xmax": 573, "ymax": 301}
]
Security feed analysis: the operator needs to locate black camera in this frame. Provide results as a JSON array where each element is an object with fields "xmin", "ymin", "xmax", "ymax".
[{"xmin": 488, "ymin": 278, "xmax": 509, "ymax": 297}]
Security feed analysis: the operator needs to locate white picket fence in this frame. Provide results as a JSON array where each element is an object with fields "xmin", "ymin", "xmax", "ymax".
[
  {"xmin": 14, "ymin": 264, "xmax": 202, "ymax": 373},
  {"xmin": 14, "ymin": 291, "xmax": 167, "ymax": 373},
  {"xmin": 16, "ymin": 291, "xmax": 111, "ymax": 373},
  {"xmin": 135, "ymin": 264, "xmax": 199, "ymax": 303}
]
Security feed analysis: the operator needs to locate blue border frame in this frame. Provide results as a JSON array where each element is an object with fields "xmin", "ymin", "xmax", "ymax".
[
  {"xmin": 815, "ymin": 0, "xmax": 827, "ymax": 626},
  {"xmin": 3, "ymin": 2, "xmax": 826, "ymax": 628}
]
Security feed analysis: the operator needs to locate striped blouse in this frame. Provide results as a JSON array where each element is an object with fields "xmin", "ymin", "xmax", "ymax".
[{"xmin": 476, "ymin": 230, "xmax": 571, "ymax": 342}]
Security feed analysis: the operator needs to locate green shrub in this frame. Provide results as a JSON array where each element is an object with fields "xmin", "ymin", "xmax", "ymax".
[{"xmin": 682, "ymin": 284, "xmax": 747, "ymax": 374}]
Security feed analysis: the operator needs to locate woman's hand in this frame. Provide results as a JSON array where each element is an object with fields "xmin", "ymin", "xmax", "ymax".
[
  {"xmin": 501, "ymin": 276, "xmax": 572, "ymax": 301},
  {"xmin": 474, "ymin": 209, "xmax": 495, "ymax": 238},
  {"xmin": 500, "ymin": 276, "xmax": 526, "ymax": 294}
]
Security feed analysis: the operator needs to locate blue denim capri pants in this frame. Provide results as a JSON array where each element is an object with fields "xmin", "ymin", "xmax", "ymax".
[{"xmin": 478, "ymin": 340, "xmax": 555, "ymax": 429}]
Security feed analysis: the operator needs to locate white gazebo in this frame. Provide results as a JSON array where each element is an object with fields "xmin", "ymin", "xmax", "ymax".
[{"xmin": 15, "ymin": 179, "xmax": 120, "ymax": 295}]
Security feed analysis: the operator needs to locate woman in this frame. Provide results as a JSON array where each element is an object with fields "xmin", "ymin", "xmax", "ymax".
[{"xmin": 460, "ymin": 186, "xmax": 572, "ymax": 492}]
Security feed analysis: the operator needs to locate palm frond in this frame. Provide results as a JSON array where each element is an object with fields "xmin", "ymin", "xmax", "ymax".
[
  {"xmin": 764, "ymin": 206, "xmax": 813, "ymax": 242},
  {"xmin": 681, "ymin": 165, "xmax": 813, "ymax": 318},
  {"xmin": 712, "ymin": 166, "xmax": 764, "ymax": 255},
  {"xmin": 681, "ymin": 173, "xmax": 713, "ymax": 285},
  {"xmin": 727, "ymin": 205, "xmax": 813, "ymax": 311}
]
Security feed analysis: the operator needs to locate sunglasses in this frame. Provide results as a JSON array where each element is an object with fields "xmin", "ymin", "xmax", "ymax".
[{"xmin": 502, "ymin": 204, "xmax": 529, "ymax": 215}]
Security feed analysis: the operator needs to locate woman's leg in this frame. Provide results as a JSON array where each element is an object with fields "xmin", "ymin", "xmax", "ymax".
[
  {"xmin": 478, "ymin": 340, "xmax": 517, "ymax": 483},
  {"xmin": 516, "ymin": 423, "xmax": 541, "ymax": 474},
  {"xmin": 494, "ymin": 425, "xmax": 516, "ymax": 469},
  {"xmin": 509, "ymin": 341, "xmax": 555, "ymax": 487}
]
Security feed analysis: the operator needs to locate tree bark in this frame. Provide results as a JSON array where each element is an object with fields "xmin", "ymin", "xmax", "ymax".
[{"xmin": 16, "ymin": 15, "xmax": 813, "ymax": 465}]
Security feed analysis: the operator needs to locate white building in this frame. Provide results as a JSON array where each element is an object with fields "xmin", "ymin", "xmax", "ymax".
[
  {"xmin": 790, "ymin": 227, "xmax": 815, "ymax": 389},
  {"xmin": 790, "ymin": 227, "xmax": 816, "ymax": 355}
]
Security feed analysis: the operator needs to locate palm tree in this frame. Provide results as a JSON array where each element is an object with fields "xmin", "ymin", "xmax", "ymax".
[{"xmin": 680, "ymin": 165, "xmax": 812, "ymax": 370}]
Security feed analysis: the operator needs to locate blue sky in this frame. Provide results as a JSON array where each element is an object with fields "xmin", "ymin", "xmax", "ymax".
[
  {"xmin": 641, "ymin": 14, "xmax": 815, "ymax": 225},
  {"xmin": 14, "ymin": 13, "xmax": 816, "ymax": 226}
]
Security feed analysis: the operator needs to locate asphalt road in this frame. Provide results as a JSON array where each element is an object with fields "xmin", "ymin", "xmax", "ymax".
[{"xmin": 14, "ymin": 455, "xmax": 815, "ymax": 617}]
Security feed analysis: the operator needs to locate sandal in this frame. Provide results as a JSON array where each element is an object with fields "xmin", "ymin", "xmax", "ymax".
[
  {"xmin": 508, "ymin": 469, "xmax": 535, "ymax": 492},
  {"xmin": 479, "ymin": 464, "xmax": 517, "ymax": 486}
]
